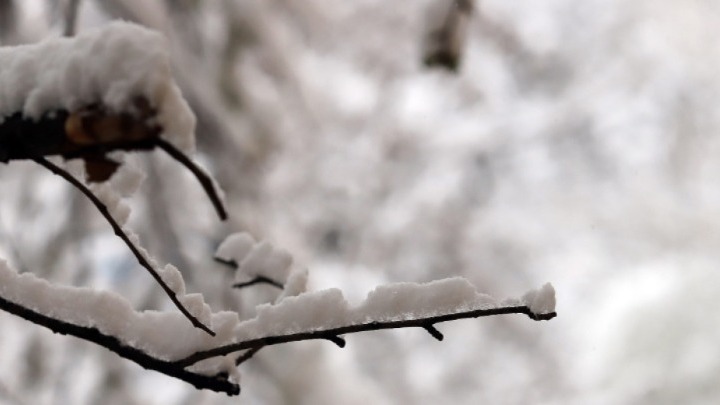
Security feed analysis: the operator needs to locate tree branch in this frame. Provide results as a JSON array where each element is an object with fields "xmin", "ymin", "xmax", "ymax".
[
  {"xmin": 0, "ymin": 290, "xmax": 239, "ymax": 395},
  {"xmin": 234, "ymin": 346, "xmax": 263, "ymax": 366},
  {"xmin": 156, "ymin": 138, "xmax": 227, "ymax": 220},
  {"xmin": 174, "ymin": 305, "xmax": 556, "ymax": 368},
  {"xmin": 0, "ymin": 242, "xmax": 556, "ymax": 396},
  {"xmin": 32, "ymin": 156, "xmax": 215, "ymax": 336},
  {"xmin": 233, "ymin": 276, "xmax": 284, "ymax": 290}
]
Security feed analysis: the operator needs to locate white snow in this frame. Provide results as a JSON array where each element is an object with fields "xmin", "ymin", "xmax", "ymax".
[
  {"xmin": 158, "ymin": 264, "xmax": 186, "ymax": 296},
  {"xmin": 359, "ymin": 277, "xmax": 496, "ymax": 321},
  {"xmin": 215, "ymin": 232, "xmax": 255, "ymax": 264},
  {"xmin": 107, "ymin": 158, "xmax": 145, "ymax": 198},
  {"xmin": 0, "ymin": 21, "xmax": 196, "ymax": 153},
  {"xmin": 178, "ymin": 293, "xmax": 213, "ymax": 327},
  {"xmin": 277, "ymin": 268, "xmax": 309, "ymax": 301},
  {"xmin": 522, "ymin": 282, "xmax": 556, "ymax": 315},
  {"xmin": 216, "ymin": 233, "xmax": 294, "ymax": 285}
]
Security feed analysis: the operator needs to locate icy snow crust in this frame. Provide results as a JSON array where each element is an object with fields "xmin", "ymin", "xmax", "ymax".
[
  {"xmin": 0, "ymin": 21, "xmax": 196, "ymax": 153},
  {"xmin": 0, "ymin": 233, "xmax": 555, "ymax": 376}
]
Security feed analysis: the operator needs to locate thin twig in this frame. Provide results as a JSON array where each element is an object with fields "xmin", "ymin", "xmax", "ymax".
[
  {"xmin": 214, "ymin": 257, "xmax": 237, "ymax": 269},
  {"xmin": 63, "ymin": 0, "xmax": 82, "ymax": 37},
  {"xmin": 174, "ymin": 305, "xmax": 557, "ymax": 367},
  {"xmin": 33, "ymin": 157, "xmax": 215, "ymax": 336},
  {"xmin": 233, "ymin": 276, "xmax": 284, "ymax": 290},
  {"xmin": 214, "ymin": 258, "xmax": 284, "ymax": 290},
  {"xmin": 156, "ymin": 138, "xmax": 227, "ymax": 220},
  {"xmin": 0, "ymin": 291, "xmax": 238, "ymax": 395},
  {"xmin": 235, "ymin": 346, "xmax": 263, "ymax": 366}
]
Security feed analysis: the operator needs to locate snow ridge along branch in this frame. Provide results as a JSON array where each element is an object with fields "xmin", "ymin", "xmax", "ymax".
[
  {"xmin": 174, "ymin": 304, "xmax": 556, "ymax": 368},
  {"xmin": 0, "ymin": 257, "xmax": 554, "ymax": 396}
]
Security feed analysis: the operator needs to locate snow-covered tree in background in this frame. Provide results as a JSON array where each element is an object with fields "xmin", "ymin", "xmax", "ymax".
[{"xmin": 1, "ymin": 0, "xmax": 718, "ymax": 404}]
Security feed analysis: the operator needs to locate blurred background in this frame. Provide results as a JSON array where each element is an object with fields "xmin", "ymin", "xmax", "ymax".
[{"xmin": 1, "ymin": 0, "xmax": 719, "ymax": 404}]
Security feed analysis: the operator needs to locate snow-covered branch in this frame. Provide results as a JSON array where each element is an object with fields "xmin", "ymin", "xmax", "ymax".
[
  {"xmin": 174, "ymin": 301, "xmax": 555, "ymax": 369},
  {"xmin": 0, "ymin": 256, "xmax": 554, "ymax": 395},
  {"xmin": 0, "ymin": 22, "xmax": 227, "ymax": 335},
  {"xmin": 0, "ymin": 287, "xmax": 240, "ymax": 395},
  {"xmin": 34, "ymin": 156, "xmax": 215, "ymax": 336},
  {"xmin": 0, "ymin": 21, "xmax": 558, "ymax": 397}
]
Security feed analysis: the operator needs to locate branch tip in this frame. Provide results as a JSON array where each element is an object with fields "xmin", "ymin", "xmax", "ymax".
[
  {"xmin": 423, "ymin": 324, "xmax": 444, "ymax": 341},
  {"xmin": 233, "ymin": 276, "xmax": 284, "ymax": 290}
]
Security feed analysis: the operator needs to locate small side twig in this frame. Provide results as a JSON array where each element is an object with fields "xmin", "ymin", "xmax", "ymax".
[
  {"xmin": 214, "ymin": 258, "xmax": 284, "ymax": 290},
  {"xmin": 233, "ymin": 276, "xmax": 284, "ymax": 290},
  {"xmin": 63, "ymin": 0, "xmax": 82, "ymax": 37},
  {"xmin": 422, "ymin": 324, "xmax": 444, "ymax": 341},
  {"xmin": 33, "ymin": 157, "xmax": 215, "ymax": 336},
  {"xmin": 156, "ymin": 138, "xmax": 227, "ymax": 220},
  {"xmin": 0, "ymin": 291, "xmax": 238, "ymax": 395},
  {"xmin": 235, "ymin": 346, "xmax": 263, "ymax": 366}
]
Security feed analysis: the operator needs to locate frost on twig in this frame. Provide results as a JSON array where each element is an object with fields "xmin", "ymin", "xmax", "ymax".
[{"xmin": 0, "ymin": 232, "xmax": 556, "ymax": 395}]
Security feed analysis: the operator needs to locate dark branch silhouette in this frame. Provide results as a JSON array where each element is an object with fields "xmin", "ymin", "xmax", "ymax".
[
  {"xmin": 235, "ymin": 347, "xmax": 263, "ymax": 366},
  {"xmin": 32, "ymin": 156, "xmax": 215, "ymax": 336},
  {"xmin": 0, "ymin": 270, "xmax": 556, "ymax": 396},
  {"xmin": 233, "ymin": 276, "xmax": 284, "ymax": 290},
  {"xmin": 174, "ymin": 305, "xmax": 556, "ymax": 368}
]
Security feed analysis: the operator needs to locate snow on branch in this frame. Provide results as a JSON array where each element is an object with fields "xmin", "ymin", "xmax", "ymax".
[
  {"xmin": 0, "ymin": 22, "xmax": 557, "ymax": 397},
  {"xmin": 215, "ymin": 232, "xmax": 299, "ymax": 292},
  {"xmin": 0, "ymin": 22, "xmax": 226, "ymax": 218},
  {"xmin": 0, "ymin": 22, "xmax": 229, "ymax": 334},
  {"xmin": 34, "ymin": 156, "xmax": 215, "ymax": 336},
  {"xmin": 0, "ymin": 21, "xmax": 194, "ymax": 152},
  {"xmin": 0, "ymin": 233, "xmax": 556, "ymax": 396}
]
